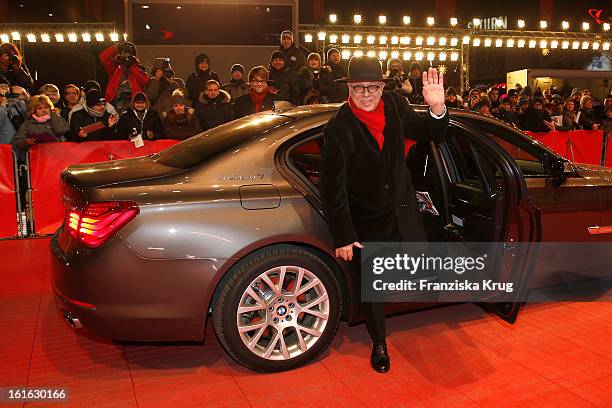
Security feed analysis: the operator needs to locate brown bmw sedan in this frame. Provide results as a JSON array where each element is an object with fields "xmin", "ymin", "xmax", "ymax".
[{"xmin": 51, "ymin": 105, "xmax": 612, "ymax": 372}]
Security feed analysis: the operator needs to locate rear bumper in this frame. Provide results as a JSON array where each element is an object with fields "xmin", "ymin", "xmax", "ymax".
[{"xmin": 50, "ymin": 231, "xmax": 228, "ymax": 341}]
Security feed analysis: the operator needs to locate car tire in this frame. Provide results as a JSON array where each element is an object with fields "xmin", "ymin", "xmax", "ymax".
[{"xmin": 212, "ymin": 247, "xmax": 342, "ymax": 372}]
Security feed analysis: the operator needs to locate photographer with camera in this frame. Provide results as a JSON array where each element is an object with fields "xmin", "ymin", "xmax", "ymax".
[
  {"xmin": 0, "ymin": 85, "xmax": 15, "ymax": 144},
  {"xmin": 384, "ymin": 58, "xmax": 413, "ymax": 99},
  {"xmin": 145, "ymin": 58, "xmax": 186, "ymax": 116},
  {"xmin": 295, "ymin": 53, "xmax": 333, "ymax": 105},
  {"xmin": 0, "ymin": 43, "xmax": 34, "ymax": 92},
  {"xmin": 99, "ymin": 42, "xmax": 149, "ymax": 114}
]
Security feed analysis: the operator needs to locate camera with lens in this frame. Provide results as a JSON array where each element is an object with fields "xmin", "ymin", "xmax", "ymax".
[
  {"xmin": 8, "ymin": 54, "xmax": 19, "ymax": 66},
  {"xmin": 312, "ymin": 69, "xmax": 320, "ymax": 90}
]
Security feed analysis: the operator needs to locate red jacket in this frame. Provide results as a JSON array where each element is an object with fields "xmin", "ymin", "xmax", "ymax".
[{"xmin": 99, "ymin": 45, "xmax": 149, "ymax": 102}]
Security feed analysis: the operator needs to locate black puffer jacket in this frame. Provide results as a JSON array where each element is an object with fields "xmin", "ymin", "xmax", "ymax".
[
  {"xmin": 194, "ymin": 90, "xmax": 234, "ymax": 130},
  {"xmin": 185, "ymin": 53, "xmax": 220, "ymax": 104},
  {"xmin": 116, "ymin": 108, "xmax": 164, "ymax": 140}
]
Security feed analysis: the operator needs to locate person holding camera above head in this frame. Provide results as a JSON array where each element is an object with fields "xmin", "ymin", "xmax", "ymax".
[
  {"xmin": 319, "ymin": 56, "xmax": 448, "ymax": 373},
  {"xmin": 68, "ymin": 80, "xmax": 117, "ymax": 123},
  {"xmin": 0, "ymin": 43, "xmax": 34, "ymax": 92},
  {"xmin": 186, "ymin": 53, "xmax": 220, "ymax": 105},
  {"xmin": 383, "ymin": 58, "xmax": 413, "ymax": 99},
  {"xmin": 162, "ymin": 90, "xmax": 202, "ymax": 140},
  {"xmin": 296, "ymin": 53, "xmax": 333, "ymax": 105},
  {"xmin": 145, "ymin": 58, "xmax": 186, "ymax": 116},
  {"xmin": 221, "ymin": 64, "xmax": 249, "ymax": 103},
  {"xmin": 99, "ymin": 42, "xmax": 149, "ymax": 115},
  {"xmin": 69, "ymin": 89, "xmax": 118, "ymax": 142},
  {"xmin": 12, "ymin": 94, "xmax": 69, "ymax": 151},
  {"xmin": 323, "ymin": 48, "xmax": 349, "ymax": 103},
  {"xmin": 194, "ymin": 80, "xmax": 234, "ymax": 131},
  {"xmin": 268, "ymin": 51, "xmax": 296, "ymax": 104},
  {"xmin": 117, "ymin": 92, "xmax": 164, "ymax": 141},
  {"xmin": 234, "ymin": 66, "xmax": 284, "ymax": 118}
]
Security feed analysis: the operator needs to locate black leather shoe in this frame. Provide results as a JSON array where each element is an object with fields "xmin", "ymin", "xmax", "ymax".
[{"xmin": 370, "ymin": 341, "xmax": 390, "ymax": 373}]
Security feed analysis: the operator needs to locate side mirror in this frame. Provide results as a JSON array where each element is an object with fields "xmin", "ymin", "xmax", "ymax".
[{"xmin": 550, "ymin": 157, "xmax": 569, "ymax": 186}]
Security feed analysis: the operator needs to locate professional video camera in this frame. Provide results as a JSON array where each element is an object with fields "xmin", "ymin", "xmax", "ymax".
[{"xmin": 113, "ymin": 42, "xmax": 138, "ymax": 67}]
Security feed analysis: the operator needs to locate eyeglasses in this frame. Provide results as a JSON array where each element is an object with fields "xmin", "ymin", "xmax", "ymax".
[
  {"xmin": 251, "ymin": 80, "xmax": 267, "ymax": 85},
  {"xmin": 351, "ymin": 84, "xmax": 382, "ymax": 94}
]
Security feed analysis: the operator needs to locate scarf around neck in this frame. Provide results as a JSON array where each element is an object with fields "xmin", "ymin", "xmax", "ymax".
[
  {"xmin": 250, "ymin": 86, "xmax": 271, "ymax": 112},
  {"xmin": 348, "ymin": 96, "xmax": 386, "ymax": 151},
  {"xmin": 32, "ymin": 113, "xmax": 51, "ymax": 123},
  {"xmin": 86, "ymin": 106, "xmax": 105, "ymax": 118}
]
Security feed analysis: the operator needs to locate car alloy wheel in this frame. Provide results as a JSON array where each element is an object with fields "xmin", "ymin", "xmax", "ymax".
[{"xmin": 237, "ymin": 265, "xmax": 329, "ymax": 360}]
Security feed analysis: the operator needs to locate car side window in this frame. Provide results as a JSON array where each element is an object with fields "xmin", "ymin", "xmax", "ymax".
[
  {"xmin": 287, "ymin": 134, "xmax": 324, "ymax": 189},
  {"xmin": 486, "ymin": 133, "xmax": 548, "ymax": 177}
]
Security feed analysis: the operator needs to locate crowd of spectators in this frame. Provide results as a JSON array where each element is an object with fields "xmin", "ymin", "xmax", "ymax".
[
  {"xmin": 445, "ymin": 83, "xmax": 612, "ymax": 134},
  {"xmin": 1, "ymin": 28, "xmax": 611, "ymax": 155}
]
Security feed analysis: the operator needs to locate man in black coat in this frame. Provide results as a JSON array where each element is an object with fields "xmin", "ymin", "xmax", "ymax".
[
  {"xmin": 320, "ymin": 56, "xmax": 448, "ymax": 373},
  {"xmin": 69, "ymin": 89, "xmax": 119, "ymax": 142},
  {"xmin": 279, "ymin": 30, "xmax": 306, "ymax": 73},
  {"xmin": 194, "ymin": 80, "xmax": 234, "ymax": 130}
]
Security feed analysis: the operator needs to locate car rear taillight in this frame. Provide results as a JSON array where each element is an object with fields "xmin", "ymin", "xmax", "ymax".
[{"xmin": 65, "ymin": 201, "xmax": 139, "ymax": 248}]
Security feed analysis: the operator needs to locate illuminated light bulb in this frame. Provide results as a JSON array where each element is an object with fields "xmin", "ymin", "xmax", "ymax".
[
  {"xmin": 496, "ymin": 39, "xmax": 503, "ymax": 47},
  {"xmin": 484, "ymin": 38, "xmax": 492, "ymax": 47},
  {"xmin": 0, "ymin": 34, "xmax": 9, "ymax": 43},
  {"xmin": 403, "ymin": 16, "xmax": 411, "ymax": 25},
  {"xmin": 427, "ymin": 36, "xmax": 435, "ymax": 46},
  {"xmin": 391, "ymin": 51, "xmax": 400, "ymax": 59},
  {"xmin": 329, "ymin": 14, "xmax": 337, "ymax": 23},
  {"xmin": 550, "ymin": 40, "xmax": 558, "ymax": 49},
  {"xmin": 379, "ymin": 15, "xmax": 386, "ymax": 24},
  {"xmin": 26, "ymin": 33, "xmax": 36, "ymax": 42},
  {"xmin": 415, "ymin": 51, "xmax": 424, "ymax": 61},
  {"xmin": 354, "ymin": 35, "xmax": 362, "ymax": 44},
  {"xmin": 353, "ymin": 14, "xmax": 361, "ymax": 24},
  {"xmin": 95, "ymin": 32, "xmax": 104, "ymax": 41},
  {"xmin": 427, "ymin": 17, "xmax": 435, "ymax": 26},
  {"xmin": 82, "ymin": 32, "xmax": 91, "ymax": 42},
  {"xmin": 341, "ymin": 50, "xmax": 351, "ymax": 59},
  {"xmin": 562, "ymin": 21, "xmax": 569, "ymax": 30},
  {"xmin": 391, "ymin": 36, "xmax": 399, "ymax": 45},
  {"xmin": 416, "ymin": 36, "xmax": 423, "ymax": 45},
  {"xmin": 561, "ymin": 41, "xmax": 569, "ymax": 49},
  {"xmin": 367, "ymin": 35, "xmax": 375, "ymax": 44},
  {"xmin": 354, "ymin": 50, "xmax": 364, "ymax": 57},
  {"xmin": 506, "ymin": 39, "xmax": 515, "ymax": 47},
  {"xmin": 517, "ymin": 19, "xmax": 525, "ymax": 29},
  {"xmin": 55, "ymin": 33, "xmax": 64, "ymax": 42},
  {"xmin": 473, "ymin": 18, "xmax": 481, "ymax": 27},
  {"xmin": 11, "ymin": 32, "xmax": 20, "ymax": 41},
  {"xmin": 403, "ymin": 51, "xmax": 412, "ymax": 60},
  {"xmin": 572, "ymin": 41, "xmax": 580, "ymax": 49},
  {"xmin": 123, "ymin": 33, "xmax": 128, "ymax": 41},
  {"xmin": 110, "ymin": 32, "xmax": 119, "ymax": 41},
  {"xmin": 582, "ymin": 41, "xmax": 589, "ymax": 49},
  {"xmin": 367, "ymin": 50, "xmax": 376, "ymax": 58},
  {"xmin": 329, "ymin": 34, "xmax": 338, "ymax": 43},
  {"xmin": 593, "ymin": 42, "xmax": 600, "ymax": 50},
  {"xmin": 427, "ymin": 52, "xmax": 435, "ymax": 61},
  {"xmin": 41, "ymin": 33, "xmax": 50, "ymax": 43},
  {"xmin": 378, "ymin": 50, "xmax": 387, "ymax": 59},
  {"xmin": 518, "ymin": 39, "xmax": 526, "ymax": 48},
  {"xmin": 529, "ymin": 39, "xmax": 536, "ymax": 48},
  {"xmin": 604, "ymin": 23, "xmax": 610, "ymax": 31},
  {"xmin": 539, "ymin": 40, "xmax": 547, "ymax": 48},
  {"xmin": 462, "ymin": 35, "xmax": 470, "ymax": 44},
  {"xmin": 304, "ymin": 34, "xmax": 313, "ymax": 43},
  {"xmin": 439, "ymin": 52, "xmax": 447, "ymax": 61},
  {"xmin": 539, "ymin": 20, "xmax": 547, "ymax": 29},
  {"xmin": 341, "ymin": 34, "xmax": 350, "ymax": 44},
  {"xmin": 439, "ymin": 37, "xmax": 447, "ymax": 46},
  {"xmin": 450, "ymin": 38, "xmax": 458, "ymax": 46},
  {"xmin": 472, "ymin": 38, "xmax": 481, "ymax": 47},
  {"xmin": 603, "ymin": 42, "xmax": 610, "ymax": 51},
  {"xmin": 317, "ymin": 32, "xmax": 326, "ymax": 41},
  {"xmin": 450, "ymin": 17, "xmax": 458, "ymax": 26},
  {"xmin": 451, "ymin": 52, "xmax": 459, "ymax": 61},
  {"xmin": 400, "ymin": 36, "xmax": 410, "ymax": 45},
  {"xmin": 582, "ymin": 22, "xmax": 589, "ymax": 30},
  {"xmin": 495, "ymin": 19, "xmax": 504, "ymax": 28},
  {"xmin": 68, "ymin": 32, "xmax": 77, "ymax": 42},
  {"xmin": 379, "ymin": 36, "xmax": 387, "ymax": 45}
]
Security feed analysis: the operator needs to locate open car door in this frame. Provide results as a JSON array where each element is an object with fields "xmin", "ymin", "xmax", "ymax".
[{"xmin": 439, "ymin": 120, "xmax": 542, "ymax": 323}]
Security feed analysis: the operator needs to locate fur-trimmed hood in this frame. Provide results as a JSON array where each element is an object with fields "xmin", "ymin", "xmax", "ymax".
[{"xmin": 198, "ymin": 89, "xmax": 231, "ymax": 105}]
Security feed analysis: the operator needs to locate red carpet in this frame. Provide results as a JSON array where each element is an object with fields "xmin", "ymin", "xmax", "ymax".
[{"xmin": 0, "ymin": 238, "xmax": 611, "ymax": 407}]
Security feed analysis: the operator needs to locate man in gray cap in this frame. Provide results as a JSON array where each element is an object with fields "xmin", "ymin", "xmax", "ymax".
[
  {"xmin": 319, "ymin": 56, "xmax": 448, "ymax": 373},
  {"xmin": 279, "ymin": 30, "xmax": 306, "ymax": 72}
]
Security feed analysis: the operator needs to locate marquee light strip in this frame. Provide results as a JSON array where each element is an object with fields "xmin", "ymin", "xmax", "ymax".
[{"xmin": 0, "ymin": 31, "xmax": 125, "ymax": 43}]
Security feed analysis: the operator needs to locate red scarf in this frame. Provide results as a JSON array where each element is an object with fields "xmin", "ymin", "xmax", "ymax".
[
  {"xmin": 250, "ymin": 86, "xmax": 271, "ymax": 113},
  {"xmin": 348, "ymin": 96, "xmax": 386, "ymax": 151}
]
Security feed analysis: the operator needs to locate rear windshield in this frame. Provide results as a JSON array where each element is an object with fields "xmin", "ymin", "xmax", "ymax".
[{"xmin": 152, "ymin": 114, "xmax": 293, "ymax": 169}]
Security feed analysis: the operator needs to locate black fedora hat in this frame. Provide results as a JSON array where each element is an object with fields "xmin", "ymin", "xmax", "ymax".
[{"xmin": 336, "ymin": 55, "xmax": 384, "ymax": 83}]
